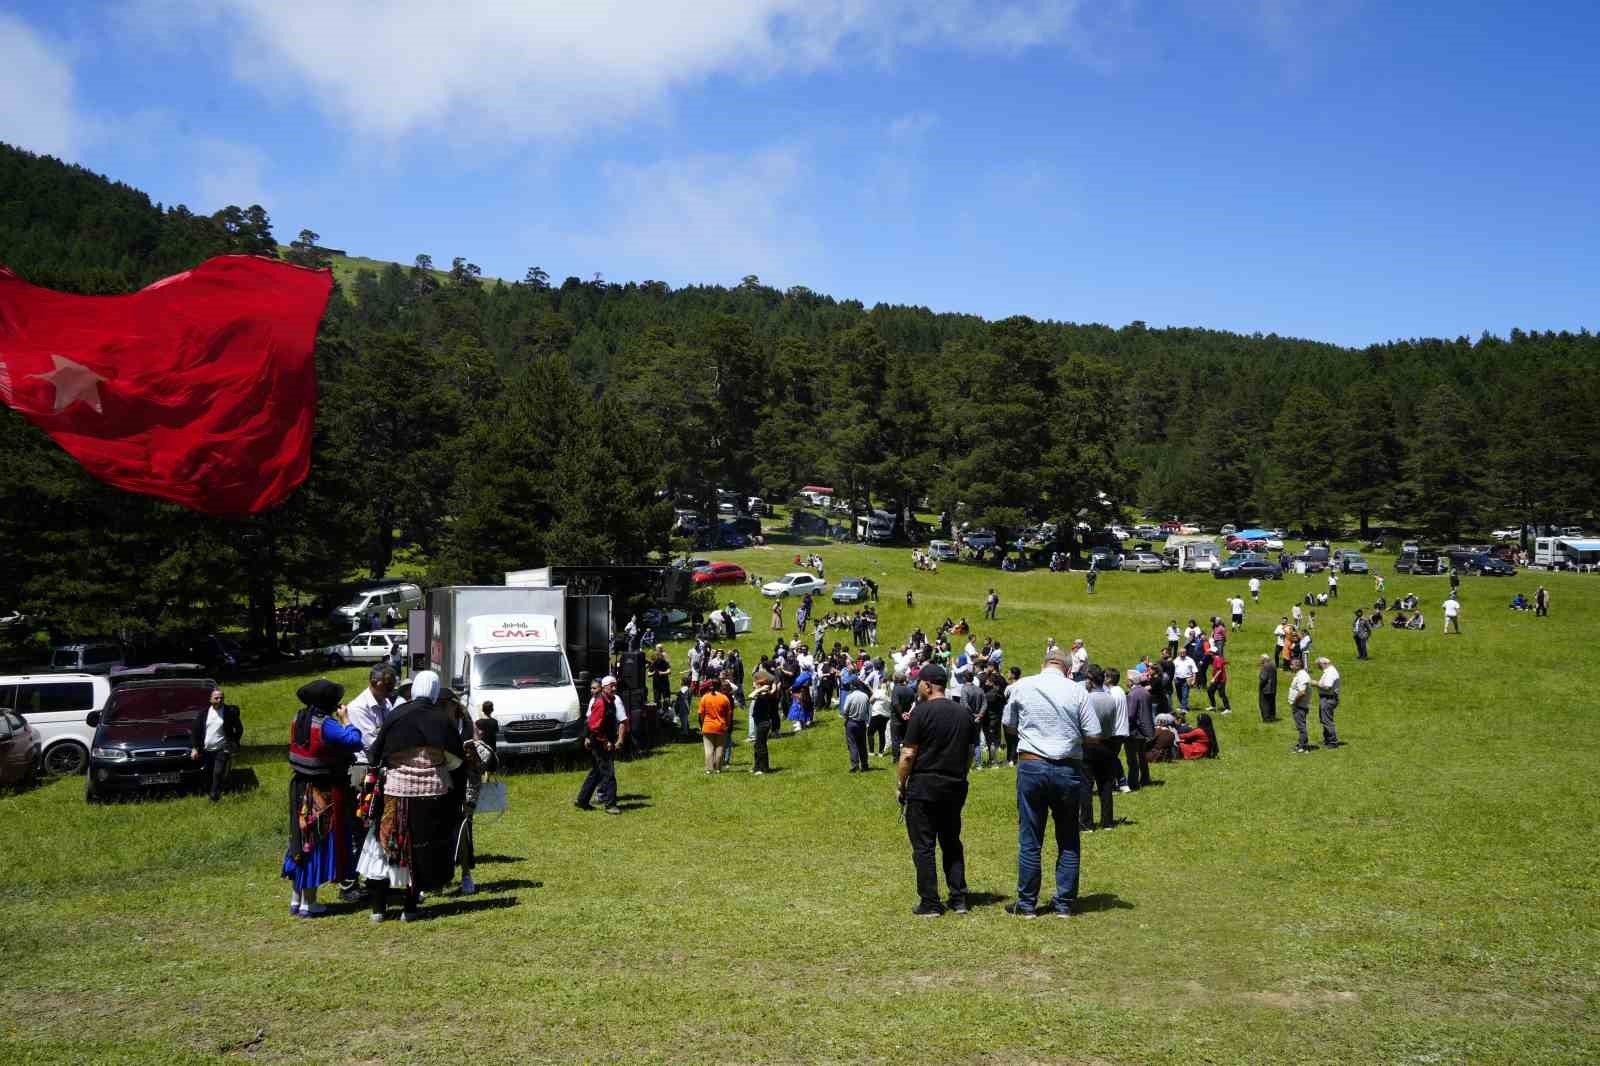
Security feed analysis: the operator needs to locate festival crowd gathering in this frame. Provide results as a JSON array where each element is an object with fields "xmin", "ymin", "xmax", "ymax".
[{"xmin": 262, "ymin": 547, "xmax": 1531, "ymax": 922}]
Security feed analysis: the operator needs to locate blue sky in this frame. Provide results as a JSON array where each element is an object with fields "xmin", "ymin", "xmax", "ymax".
[{"xmin": 2, "ymin": 1, "xmax": 1596, "ymax": 347}]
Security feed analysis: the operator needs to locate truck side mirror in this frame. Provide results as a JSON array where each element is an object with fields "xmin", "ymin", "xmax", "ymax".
[{"xmin": 86, "ymin": 711, "xmax": 101, "ymax": 727}]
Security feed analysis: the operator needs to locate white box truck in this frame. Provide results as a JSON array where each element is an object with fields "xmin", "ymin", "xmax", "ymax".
[{"xmin": 418, "ymin": 586, "xmax": 587, "ymax": 755}]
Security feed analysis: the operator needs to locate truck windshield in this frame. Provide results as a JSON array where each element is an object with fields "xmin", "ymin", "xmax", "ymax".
[
  {"xmin": 49, "ymin": 650, "xmax": 79, "ymax": 668},
  {"xmin": 476, "ymin": 651, "xmax": 569, "ymax": 690}
]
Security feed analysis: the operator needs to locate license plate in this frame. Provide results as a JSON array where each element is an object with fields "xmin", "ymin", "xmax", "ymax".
[{"xmin": 139, "ymin": 772, "xmax": 180, "ymax": 785}]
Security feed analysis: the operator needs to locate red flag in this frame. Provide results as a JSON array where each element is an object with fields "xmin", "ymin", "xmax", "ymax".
[{"xmin": 0, "ymin": 255, "xmax": 332, "ymax": 516}]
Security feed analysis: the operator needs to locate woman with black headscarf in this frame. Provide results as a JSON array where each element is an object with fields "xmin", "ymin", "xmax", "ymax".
[
  {"xmin": 281, "ymin": 679, "xmax": 363, "ymax": 917},
  {"xmin": 357, "ymin": 670, "xmax": 466, "ymax": 922}
]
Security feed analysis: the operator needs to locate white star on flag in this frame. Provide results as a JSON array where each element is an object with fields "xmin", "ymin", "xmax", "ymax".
[{"xmin": 30, "ymin": 354, "xmax": 106, "ymax": 414}]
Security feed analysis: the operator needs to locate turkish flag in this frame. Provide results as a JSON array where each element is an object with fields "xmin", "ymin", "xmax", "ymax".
[{"xmin": 0, "ymin": 255, "xmax": 332, "ymax": 515}]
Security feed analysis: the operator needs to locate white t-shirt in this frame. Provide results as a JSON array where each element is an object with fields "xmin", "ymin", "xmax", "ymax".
[
  {"xmin": 1071, "ymin": 647, "xmax": 1088, "ymax": 673},
  {"xmin": 1443, "ymin": 598, "xmax": 1460, "ymax": 618},
  {"xmin": 1174, "ymin": 655, "xmax": 1197, "ymax": 681},
  {"xmin": 1229, "ymin": 597, "xmax": 1245, "ymax": 616},
  {"xmin": 1318, "ymin": 665, "xmax": 1341, "ymax": 692},
  {"xmin": 1289, "ymin": 668, "xmax": 1312, "ymax": 705},
  {"xmin": 203, "ymin": 707, "xmax": 228, "ymax": 751},
  {"xmin": 1292, "ymin": 605, "xmax": 1303, "ymax": 623},
  {"xmin": 1248, "ymin": 578, "xmax": 1261, "ymax": 594}
]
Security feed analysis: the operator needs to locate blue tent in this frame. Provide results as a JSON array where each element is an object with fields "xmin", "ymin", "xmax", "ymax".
[{"xmin": 1233, "ymin": 528, "xmax": 1273, "ymax": 540}]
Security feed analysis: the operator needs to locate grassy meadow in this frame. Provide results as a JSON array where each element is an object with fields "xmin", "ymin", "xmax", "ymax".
[{"xmin": 2, "ymin": 539, "xmax": 1596, "ymax": 1065}]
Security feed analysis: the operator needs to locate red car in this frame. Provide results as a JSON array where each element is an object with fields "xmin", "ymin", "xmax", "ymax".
[
  {"xmin": 1226, "ymin": 535, "xmax": 1269, "ymax": 551},
  {"xmin": 693, "ymin": 562, "xmax": 747, "ymax": 586}
]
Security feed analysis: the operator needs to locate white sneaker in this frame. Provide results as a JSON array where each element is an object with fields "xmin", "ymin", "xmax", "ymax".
[{"xmin": 1117, "ymin": 786, "xmax": 1132, "ymax": 794}]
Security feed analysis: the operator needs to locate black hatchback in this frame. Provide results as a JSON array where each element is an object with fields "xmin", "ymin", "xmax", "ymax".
[{"xmin": 85, "ymin": 678, "xmax": 215, "ymax": 802}]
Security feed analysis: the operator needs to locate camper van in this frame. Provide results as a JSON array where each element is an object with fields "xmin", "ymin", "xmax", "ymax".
[
  {"xmin": 1533, "ymin": 537, "xmax": 1600, "ymax": 571},
  {"xmin": 1161, "ymin": 536, "xmax": 1221, "ymax": 572}
]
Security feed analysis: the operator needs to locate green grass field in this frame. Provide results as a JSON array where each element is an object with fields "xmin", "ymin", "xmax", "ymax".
[{"xmin": 2, "ymin": 542, "xmax": 1596, "ymax": 1065}]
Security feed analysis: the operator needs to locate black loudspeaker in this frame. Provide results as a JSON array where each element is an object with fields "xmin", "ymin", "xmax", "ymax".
[{"xmin": 619, "ymin": 650, "xmax": 646, "ymax": 690}]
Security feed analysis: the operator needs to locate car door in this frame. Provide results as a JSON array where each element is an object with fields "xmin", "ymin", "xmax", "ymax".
[
  {"xmin": 346, "ymin": 634, "xmax": 372, "ymax": 661},
  {"xmin": 0, "ymin": 710, "xmax": 27, "ymax": 779}
]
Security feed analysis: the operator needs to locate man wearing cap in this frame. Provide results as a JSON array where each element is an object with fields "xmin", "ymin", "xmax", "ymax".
[
  {"xmin": 575, "ymin": 675, "xmax": 628, "ymax": 813},
  {"xmin": 1001, "ymin": 646, "xmax": 1103, "ymax": 918},
  {"xmin": 895, "ymin": 663, "xmax": 977, "ymax": 917}
]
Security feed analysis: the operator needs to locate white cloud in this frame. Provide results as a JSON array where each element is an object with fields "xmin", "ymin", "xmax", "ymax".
[
  {"xmin": 191, "ymin": 137, "xmax": 270, "ymax": 211},
  {"xmin": 165, "ymin": 1, "xmax": 1085, "ymax": 143},
  {"xmin": 0, "ymin": 14, "xmax": 82, "ymax": 159},
  {"xmin": 568, "ymin": 146, "xmax": 820, "ymax": 284}
]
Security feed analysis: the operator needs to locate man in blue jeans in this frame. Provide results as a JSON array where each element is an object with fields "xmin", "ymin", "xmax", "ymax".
[{"xmin": 1001, "ymin": 646, "xmax": 1104, "ymax": 918}]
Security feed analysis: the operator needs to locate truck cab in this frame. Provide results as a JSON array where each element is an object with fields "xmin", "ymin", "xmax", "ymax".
[{"xmin": 458, "ymin": 615, "xmax": 581, "ymax": 754}]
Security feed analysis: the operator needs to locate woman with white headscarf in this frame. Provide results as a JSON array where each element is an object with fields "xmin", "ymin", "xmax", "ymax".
[{"xmin": 358, "ymin": 671, "xmax": 466, "ymax": 922}]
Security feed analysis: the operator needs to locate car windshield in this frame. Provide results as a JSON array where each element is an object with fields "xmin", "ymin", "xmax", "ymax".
[
  {"xmin": 105, "ymin": 687, "xmax": 208, "ymax": 723},
  {"xmin": 475, "ymin": 651, "xmax": 569, "ymax": 690},
  {"xmin": 49, "ymin": 650, "xmax": 79, "ymax": 668}
]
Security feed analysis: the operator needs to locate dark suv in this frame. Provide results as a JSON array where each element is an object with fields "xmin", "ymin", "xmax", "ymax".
[{"xmin": 85, "ymin": 678, "xmax": 215, "ymax": 802}]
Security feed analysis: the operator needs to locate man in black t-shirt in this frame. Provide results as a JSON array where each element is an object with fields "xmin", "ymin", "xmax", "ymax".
[
  {"xmin": 888, "ymin": 671, "xmax": 916, "ymax": 759},
  {"xmin": 896, "ymin": 664, "xmax": 977, "ymax": 917}
]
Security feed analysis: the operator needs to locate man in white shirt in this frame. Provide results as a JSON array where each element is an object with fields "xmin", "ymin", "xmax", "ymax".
[
  {"xmin": 1442, "ymin": 595, "xmax": 1461, "ymax": 634},
  {"xmin": 1069, "ymin": 639, "xmax": 1088, "ymax": 681},
  {"xmin": 1248, "ymin": 576, "xmax": 1262, "ymax": 603},
  {"xmin": 188, "ymin": 687, "xmax": 241, "ymax": 802},
  {"xmin": 1327, "ymin": 571, "xmax": 1339, "ymax": 599},
  {"xmin": 1287, "ymin": 658, "xmax": 1314, "ymax": 753},
  {"xmin": 346, "ymin": 665, "xmax": 398, "ymax": 756},
  {"xmin": 340, "ymin": 665, "xmax": 396, "ymax": 900},
  {"xmin": 1314, "ymin": 657, "xmax": 1342, "ymax": 749},
  {"xmin": 1172, "ymin": 650, "xmax": 1198, "ymax": 712},
  {"xmin": 1228, "ymin": 595, "xmax": 1246, "ymax": 631},
  {"xmin": 1291, "ymin": 603, "xmax": 1303, "ymax": 625},
  {"xmin": 1273, "ymin": 618, "xmax": 1289, "ymax": 669}
]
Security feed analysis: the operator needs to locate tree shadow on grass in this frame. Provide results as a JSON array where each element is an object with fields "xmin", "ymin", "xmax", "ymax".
[
  {"xmin": 419, "ymin": 896, "xmax": 520, "ymax": 920},
  {"xmin": 1074, "ymin": 892, "xmax": 1135, "ymax": 914}
]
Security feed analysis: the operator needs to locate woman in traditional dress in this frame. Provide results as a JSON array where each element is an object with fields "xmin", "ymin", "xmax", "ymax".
[
  {"xmin": 282, "ymin": 679, "xmax": 363, "ymax": 917},
  {"xmin": 358, "ymin": 671, "xmax": 466, "ymax": 922}
]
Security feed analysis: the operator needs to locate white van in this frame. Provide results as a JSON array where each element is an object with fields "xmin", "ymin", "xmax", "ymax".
[
  {"xmin": 459, "ymin": 614, "xmax": 581, "ymax": 755},
  {"xmin": 333, "ymin": 583, "xmax": 423, "ymax": 629},
  {"xmin": 0, "ymin": 672, "xmax": 112, "ymax": 775}
]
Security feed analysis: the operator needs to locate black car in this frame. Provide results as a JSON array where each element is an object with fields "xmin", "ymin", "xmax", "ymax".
[
  {"xmin": 1465, "ymin": 552, "xmax": 1516, "ymax": 576},
  {"xmin": 1214, "ymin": 558, "xmax": 1284, "ymax": 580},
  {"xmin": 85, "ymin": 677, "xmax": 215, "ymax": 801}
]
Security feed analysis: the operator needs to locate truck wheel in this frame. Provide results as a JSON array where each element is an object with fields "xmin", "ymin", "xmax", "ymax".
[
  {"xmin": 44, "ymin": 741, "xmax": 87, "ymax": 776},
  {"xmin": 327, "ymin": 653, "xmax": 344, "ymax": 668}
]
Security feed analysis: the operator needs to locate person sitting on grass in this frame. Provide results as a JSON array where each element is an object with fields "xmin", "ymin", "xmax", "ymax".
[
  {"xmin": 1177, "ymin": 712, "xmax": 1221, "ymax": 760},
  {"xmin": 1148, "ymin": 712, "xmax": 1182, "ymax": 762}
]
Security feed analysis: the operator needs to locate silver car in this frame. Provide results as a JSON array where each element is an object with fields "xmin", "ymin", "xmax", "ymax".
[{"xmin": 1120, "ymin": 551, "xmax": 1165, "ymax": 573}]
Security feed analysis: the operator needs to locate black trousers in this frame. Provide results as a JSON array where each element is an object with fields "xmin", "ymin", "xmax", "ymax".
[
  {"xmin": 1354, "ymin": 635, "xmax": 1368, "ymax": 660},
  {"xmin": 1124, "ymin": 735, "xmax": 1149, "ymax": 788},
  {"xmin": 1206, "ymin": 679, "xmax": 1231, "ymax": 711},
  {"xmin": 203, "ymin": 750, "xmax": 230, "ymax": 800},
  {"xmin": 867, "ymin": 716, "xmax": 888, "ymax": 754},
  {"xmin": 575, "ymin": 744, "xmax": 617, "ymax": 808},
  {"xmin": 1079, "ymin": 745, "xmax": 1118, "ymax": 828},
  {"xmin": 752, "ymin": 720, "xmax": 771, "ymax": 772},
  {"xmin": 905, "ymin": 784, "xmax": 968, "ymax": 907},
  {"xmin": 1259, "ymin": 690, "xmax": 1277, "ymax": 721},
  {"xmin": 1005, "ymin": 730, "xmax": 1019, "ymax": 764},
  {"xmin": 1319, "ymin": 696, "xmax": 1339, "ymax": 744},
  {"xmin": 889, "ymin": 714, "xmax": 906, "ymax": 758},
  {"xmin": 652, "ymin": 676, "xmax": 669, "ymax": 706}
]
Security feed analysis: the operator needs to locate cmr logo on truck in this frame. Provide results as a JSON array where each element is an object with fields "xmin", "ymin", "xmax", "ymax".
[{"xmin": 491, "ymin": 621, "xmax": 545, "ymax": 640}]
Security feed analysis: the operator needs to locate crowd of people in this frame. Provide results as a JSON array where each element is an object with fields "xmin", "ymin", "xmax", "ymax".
[{"xmin": 279, "ymin": 666, "xmax": 499, "ymax": 921}]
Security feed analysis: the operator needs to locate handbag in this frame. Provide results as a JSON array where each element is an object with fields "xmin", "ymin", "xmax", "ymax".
[{"xmin": 475, "ymin": 778, "xmax": 509, "ymax": 815}]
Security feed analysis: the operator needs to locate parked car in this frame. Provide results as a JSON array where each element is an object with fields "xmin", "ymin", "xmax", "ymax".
[
  {"xmin": 693, "ymin": 562, "xmax": 748, "ymax": 587},
  {"xmin": 962, "ymin": 529, "xmax": 997, "ymax": 550},
  {"xmin": 1465, "ymin": 552, "xmax": 1516, "ymax": 576},
  {"xmin": 331, "ymin": 582, "xmax": 422, "ymax": 629},
  {"xmin": 84, "ymin": 677, "xmax": 216, "ymax": 801},
  {"xmin": 0, "ymin": 672, "xmax": 112, "ymax": 776},
  {"xmin": 928, "ymin": 539, "xmax": 959, "ymax": 562},
  {"xmin": 0, "ymin": 708, "xmax": 41, "ymax": 789},
  {"xmin": 1120, "ymin": 551, "xmax": 1165, "ymax": 573},
  {"xmin": 1087, "ymin": 547, "xmax": 1123, "ymax": 570},
  {"xmin": 1491, "ymin": 527, "xmax": 1520, "ymax": 541},
  {"xmin": 1214, "ymin": 558, "xmax": 1284, "ymax": 580},
  {"xmin": 320, "ymin": 629, "xmax": 408, "ymax": 668},
  {"xmin": 832, "ymin": 577, "xmax": 869, "ymax": 604},
  {"xmin": 1396, "ymin": 548, "xmax": 1441, "ymax": 574},
  {"xmin": 48, "ymin": 642, "xmax": 127, "ymax": 675},
  {"xmin": 1340, "ymin": 551, "xmax": 1370, "ymax": 574},
  {"xmin": 1226, "ymin": 535, "xmax": 1269, "ymax": 552},
  {"xmin": 761, "ymin": 572, "xmax": 828, "ymax": 598},
  {"xmin": 1220, "ymin": 524, "xmax": 1237, "ymax": 535}
]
